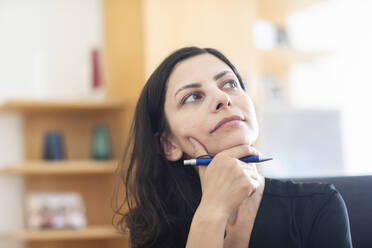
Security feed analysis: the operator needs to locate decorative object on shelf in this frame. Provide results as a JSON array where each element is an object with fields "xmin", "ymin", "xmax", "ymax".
[
  {"xmin": 262, "ymin": 74, "xmax": 287, "ymax": 105},
  {"xmin": 276, "ymin": 26, "xmax": 290, "ymax": 48},
  {"xmin": 89, "ymin": 48, "xmax": 105, "ymax": 99},
  {"xmin": 43, "ymin": 131, "xmax": 66, "ymax": 160},
  {"xmin": 253, "ymin": 20, "xmax": 290, "ymax": 50},
  {"xmin": 26, "ymin": 192, "xmax": 86, "ymax": 230},
  {"xmin": 92, "ymin": 124, "xmax": 111, "ymax": 160}
]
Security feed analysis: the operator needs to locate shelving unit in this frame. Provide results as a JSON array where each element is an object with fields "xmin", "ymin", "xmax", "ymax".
[
  {"xmin": 258, "ymin": 0, "xmax": 326, "ymax": 25},
  {"xmin": 254, "ymin": 0, "xmax": 328, "ymax": 106},
  {"xmin": 0, "ymin": 99, "xmax": 129, "ymax": 111},
  {"xmin": 258, "ymin": 49, "xmax": 327, "ymax": 66},
  {"xmin": 0, "ymin": 160, "xmax": 118, "ymax": 175},
  {"xmin": 0, "ymin": 99, "xmax": 131, "ymax": 248},
  {"xmin": 2, "ymin": 226, "xmax": 126, "ymax": 241},
  {"xmin": 253, "ymin": 49, "xmax": 327, "ymax": 104}
]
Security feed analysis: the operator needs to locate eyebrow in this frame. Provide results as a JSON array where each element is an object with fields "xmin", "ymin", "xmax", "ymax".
[{"xmin": 174, "ymin": 70, "xmax": 231, "ymax": 98}]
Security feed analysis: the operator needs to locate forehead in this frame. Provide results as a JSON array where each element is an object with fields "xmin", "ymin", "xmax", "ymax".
[{"xmin": 166, "ymin": 53, "xmax": 233, "ymax": 92}]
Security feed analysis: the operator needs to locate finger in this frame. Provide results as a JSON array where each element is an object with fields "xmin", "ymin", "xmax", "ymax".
[
  {"xmin": 188, "ymin": 137, "xmax": 209, "ymax": 158},
  {"xmin": 250, "ymin": 146, "xmax": 263, "ymax": 157},
  {"xmin": 240, "ymin": 162, "xmax": 259, "ymax": 180}
]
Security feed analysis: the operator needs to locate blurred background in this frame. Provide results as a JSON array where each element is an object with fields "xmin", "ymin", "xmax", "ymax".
[{"xmin": 0, "ymin": 0, "xmax": 371, "ymax": 247}]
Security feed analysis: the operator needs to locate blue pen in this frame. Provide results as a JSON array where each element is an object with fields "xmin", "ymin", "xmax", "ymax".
[{"xmin": 183, "ymin": 155, "xmax": 273, "ymax": 166}]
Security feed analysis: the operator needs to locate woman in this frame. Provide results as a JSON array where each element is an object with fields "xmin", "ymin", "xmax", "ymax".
[{"xmin": 112, "ymin": 47, "xmax": 352, "ymax": 248}]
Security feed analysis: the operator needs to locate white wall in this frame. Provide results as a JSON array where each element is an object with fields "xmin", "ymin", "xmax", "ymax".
[
  {"xmin": 0, "ymin": 113, "xmax": 24, "ymax": 248},
  {"xmin": 287, "ymin": 0, "xmax": 372, "ymax": 175},
  {"xmin": 0, "ymin": 0, "xmax": 103, "ymax": 102},
  {"xmin": 0, "ymin": 1, "xmax": 103, "ymax": 246}
]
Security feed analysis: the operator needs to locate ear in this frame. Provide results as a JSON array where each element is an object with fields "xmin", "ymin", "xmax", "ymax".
[{"xmin": 160, "ymin": 133, "xmax": 183, "ymax": 162}]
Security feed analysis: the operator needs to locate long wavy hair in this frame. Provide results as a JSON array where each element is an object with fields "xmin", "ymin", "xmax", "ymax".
[{"xmin": 112, "ymin": 47, "xmax": 246, "ymax": 248}]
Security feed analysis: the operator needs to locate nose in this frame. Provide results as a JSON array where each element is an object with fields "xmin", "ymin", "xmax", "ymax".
[{"xmin": 211, "ymin": 90, "xmax": 232, "ymax": 112}]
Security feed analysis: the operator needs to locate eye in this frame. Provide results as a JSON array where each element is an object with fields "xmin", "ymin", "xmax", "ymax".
[
  {"xmin": 222, "ymin": 79, "xmax": 238, "ymax": 89},
  {"xmin": 181, "ymin": 92, "xmax": 203, "ymax": 104}
]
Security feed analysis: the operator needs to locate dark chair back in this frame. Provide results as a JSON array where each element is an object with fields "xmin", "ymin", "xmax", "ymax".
[{"xmin": 290, "ymin": 175, "xmax": 372, "ymax": 248}]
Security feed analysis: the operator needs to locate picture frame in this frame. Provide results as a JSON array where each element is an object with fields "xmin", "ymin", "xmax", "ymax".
[{"xmin": 25, "ymin": 191, "xmax": 86, "ymax": 230}]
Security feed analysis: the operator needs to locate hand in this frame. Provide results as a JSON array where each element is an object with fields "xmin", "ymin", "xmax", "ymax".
[{"xmin": 189, "ymin": 137, "xmax": 262, "ymax": 221}]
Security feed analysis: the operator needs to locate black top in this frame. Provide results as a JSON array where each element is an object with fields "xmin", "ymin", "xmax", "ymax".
[{"xmin": 248, "ymin": 178, "xmax": 353, "ymax": 248}]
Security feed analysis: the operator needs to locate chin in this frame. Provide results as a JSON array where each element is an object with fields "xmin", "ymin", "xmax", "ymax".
[{"xmin": 207, "ymin": 130, "xmax": 258, "ymax": 155}]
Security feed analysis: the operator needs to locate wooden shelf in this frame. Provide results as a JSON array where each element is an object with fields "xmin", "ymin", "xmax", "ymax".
[
  {"xmin": 258, "ymin": 0, "xmax": 326, "ymax": 24},
  {"xmin": 0, "ymin": 160, "xmax": 118, "ymax": 175},
  {"xmin": 1, "ymin": 226, "xmax": 127, "ymax": 241},
  {"xmin": 258, "ymin": 48, "xmax": 328, "ymax": 65},
  {"xmin": 0, "ymin": 99, "xmax": 130, "ymax": 112}
]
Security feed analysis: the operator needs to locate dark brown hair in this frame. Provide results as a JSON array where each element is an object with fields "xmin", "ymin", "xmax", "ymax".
[{"xmin": 112, "ymin": 47, "xmax": 246, "ymax": 248}]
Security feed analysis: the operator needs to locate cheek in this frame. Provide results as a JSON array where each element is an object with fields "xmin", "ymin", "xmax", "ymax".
[
  {"xmin": 168, "ymin": 115, "xmax": 210, "ymax": 158},
  {"xmin": 168, "ymin": 112, "xmax": 205, "ymax": 138},
  {"xmin": 235, "ymin": 95, "xmax": 259, "ymax": 139},
  {"xmin": 242, "ymin": 96, "xmax": 258, "ymax": 122},
  {"xmin": 178, "ymin": 118, "xmax": 207, "ymax": 138}
]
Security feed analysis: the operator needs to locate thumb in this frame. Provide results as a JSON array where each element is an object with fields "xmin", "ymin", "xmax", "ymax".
[{"xmin": 188, "ymin": 137, "xmax": 209, "ymax": 158}]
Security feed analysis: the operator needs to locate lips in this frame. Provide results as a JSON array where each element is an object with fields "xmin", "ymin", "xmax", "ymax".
[{"xmin": 210, "ymin": 115, "xmax": 244, "ymax": 133}]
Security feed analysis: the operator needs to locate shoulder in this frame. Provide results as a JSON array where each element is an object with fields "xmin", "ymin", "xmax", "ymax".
[
  {"xmin": 263, "ymin": 178, "xmax": 351, "ymax": 236},
  {"xmin": 260, "ymin": 178, "xmax": 352, "ymax": 247},
  {"xmin": 264, "ymin": 177, "xmax": 338, "ymax": 198},
  {"xmin": 262, "ymin": 177, "xmax": 345, "ymax": 221}
]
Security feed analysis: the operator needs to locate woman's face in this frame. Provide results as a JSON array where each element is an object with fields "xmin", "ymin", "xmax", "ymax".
[{"xmin": 163, "ymin": 53, "xmax": 259, "ymax": 159}]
